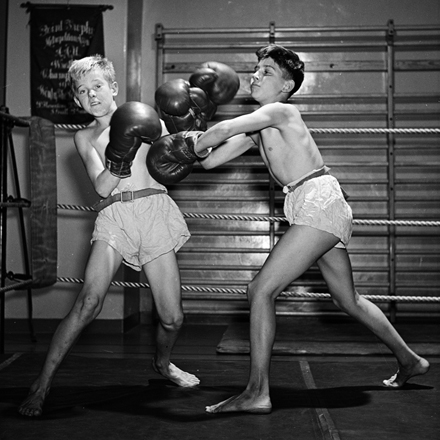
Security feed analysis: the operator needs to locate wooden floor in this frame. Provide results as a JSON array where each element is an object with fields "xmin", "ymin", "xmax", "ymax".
[{"xmin": 1, "ymin": 317, "xmax": 439, "ymax": 440}]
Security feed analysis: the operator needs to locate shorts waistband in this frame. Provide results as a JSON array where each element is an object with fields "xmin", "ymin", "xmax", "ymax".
[
  {"xmin": 93, "ymin": 188, "xmax": 167, "ymax": 212},
  {"xmin": 283, "ymin": 166, "xmax": 330, "ymax": 194}
]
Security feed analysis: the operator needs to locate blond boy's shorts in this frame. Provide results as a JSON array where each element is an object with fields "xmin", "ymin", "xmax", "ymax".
[
  {"xmin": 283, "ymin": 174, "xmax": 353, "ymax": 248},
  {"xmin": 91, "ymin": 192, "xmax": 190, "ymax": 271}
]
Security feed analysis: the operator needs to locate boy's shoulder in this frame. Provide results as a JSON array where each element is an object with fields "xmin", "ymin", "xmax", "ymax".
[
  {"xmin": 75, "ymin": 120, "xmax": 108, "ymax": 138},
  {"xmin": 259, "ymin": 101, "xmax": 301, "ymax": 119},
  {"xmin": 261, "ymin": 101, "xmax": 299, "ymax": 111},
  {"xmin": 74, "ymin": 121, "xmax": 108, "ymax": 150},
  {"xmin": 74, "ymin": 122, "xmax": 95, "ymax": 142}
]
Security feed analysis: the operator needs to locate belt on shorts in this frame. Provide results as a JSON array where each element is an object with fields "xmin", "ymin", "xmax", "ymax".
[
  {"xmin": 93, "ymin": 188, "xmax": 167, "ymax": 212},
  {"xmin": 283, "ymin": 166, "xmax": 330, "ymax": 193},
  {"xmin": 283, "ymin": 166, "xmax": 349, "ymax": 200}
]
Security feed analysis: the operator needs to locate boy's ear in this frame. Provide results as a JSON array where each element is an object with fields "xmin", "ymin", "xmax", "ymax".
[
  {"xmin": 73, "ymin": 96, "xmax": 82, "ymax": 108},
  {"xmin": 111, "ymin": 81, "xmax": 119, "ymax": 96},
  {"xmin": 282, "ymin": 80, "xmax": 295, "ymax": 93}
]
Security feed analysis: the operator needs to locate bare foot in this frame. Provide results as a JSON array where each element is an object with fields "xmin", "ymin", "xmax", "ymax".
[
  {"xmin": 152, "ymin": 358, "xmax": 200, "ymax": 387},
  {"xmin": 18, "ymin": 385, "xmax": 48, "ymax": 417},
  {"xmin": 383, "ymin": 357, "xmax": 430, "ymax": 388},
  {"xmin": 205, "ymin": 391, "xmax": 272, "ymax": 415}
]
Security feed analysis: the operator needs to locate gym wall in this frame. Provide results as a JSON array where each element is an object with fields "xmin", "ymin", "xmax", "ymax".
[{"xmin": 4, "ymin": 0, "xmax": 439, "ymax": 327}]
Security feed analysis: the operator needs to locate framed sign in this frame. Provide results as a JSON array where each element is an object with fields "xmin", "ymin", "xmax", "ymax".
[{"xmin": 29, "ymin": 5, "xmax": 107, "ymax": 124}]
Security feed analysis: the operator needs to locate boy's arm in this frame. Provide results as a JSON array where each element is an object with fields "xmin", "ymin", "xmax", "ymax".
[
  {"xmin": 105, "ymin": 102, "xmax": 162, "ymax": 178},
  {"xmin": 74, "ymin": 130, "xmax": 120, "ymax": 198},
  {"xmin": 198, "ymin": 133, "xmax": 256, "ymax": 169},
  {"xmin": 146, "ymin": 131, "xmax": 255, "ymax": 185},
  {"xmin": 195, "ymin": 103, "xmax": 288, "ymax": 156},
  {"xmin": 145, "ymin": 103, "xmax": 288, "ymax": 185}
]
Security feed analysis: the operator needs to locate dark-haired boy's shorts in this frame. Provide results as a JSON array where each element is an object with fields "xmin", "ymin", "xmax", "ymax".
[{"xmin": 283, "ymin": 173, "xmax": 352, "ymax": 248}]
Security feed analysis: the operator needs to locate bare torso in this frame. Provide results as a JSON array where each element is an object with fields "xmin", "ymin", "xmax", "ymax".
[
  {"xmin": 197, "ymin": 102, "xmax": 325, "ymax": 187},
  {"xmin": 75, "ymin": 119, "xmax": 166, "ymax": 197},
  {"xmin": 255, "ymin": 103, "xmax": 324, "ymax": 187}
]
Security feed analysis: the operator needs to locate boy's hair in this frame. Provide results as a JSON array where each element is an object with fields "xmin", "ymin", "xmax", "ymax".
[
  {"xmin": 67, "ymin": 55, "xmax": 116, "ymax": 93},
  {"xmin": 256, "ymin": 44, "xmax": 305, "ymax": 96}
]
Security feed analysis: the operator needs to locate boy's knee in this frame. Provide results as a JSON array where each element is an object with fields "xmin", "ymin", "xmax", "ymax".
[
  {"xmin": 331, "ymin": 291, "xmax": 360, "ymax": 313},
  {"xmin": 160, "ymin": 312, "xmax": 184, "ymax": 332},
  {"xmin": 247, "ymin": 279, "xmax": 277, "ymax": 303},
  {"xmin": 332, "ymin": 296, "xmax": 344, "ymax": 311},
  {"xmin": 76, "ymin": 294, "xmax": 103, "ymax": 320},
  {"xmin": 246, "ymin": 281, "xmax": 257, "ymax": 303}
]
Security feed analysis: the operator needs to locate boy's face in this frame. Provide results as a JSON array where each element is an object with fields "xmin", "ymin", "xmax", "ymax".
[
  {"xmin": 73, "ymin": 68, "xmax": 118, "ymax": 117},
  {"xmin": 250, "ymin": 58, "xmax": 293, "ymax": 104}
]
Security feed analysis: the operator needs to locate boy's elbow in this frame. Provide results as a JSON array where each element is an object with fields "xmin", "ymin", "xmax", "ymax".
[
  {"xmin": 95, "ymin": 180, "xmax": 113, "ymax": 198},
  {"xmin": 96, "ymin": 188, "xmax": 111, "ymax": 199},
  {"xmin": 94, "ymin": 170, "xmax": 119, "ymax": 199},
  {"xmin": 216, "ymin": 121, "xmax": 234, "ymax": 138},
  {"xmin": 198, "ymin": 157, "xmax": 215, "ymax": 170}
]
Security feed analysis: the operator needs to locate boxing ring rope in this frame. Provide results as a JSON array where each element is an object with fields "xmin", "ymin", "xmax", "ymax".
[
  {"xmin": 54, "ymin": 124, "xmax": 440, "ymax": 304},
  {"xmin": 57, "ymin": 203, "xmax": 440, "ymax": 227},
  {"xmin": 55, "ymin": 276, "xmax": 440, "ymax": 303},
  {"xmin": 0, "ymin": 114, "xmax": 439, "ymax": 357},
  {"xmin": 54, "ymin": 124, "xmax": 440, "ymax": 135},
  {"xmin": 55, "ymin": 202, "xmax": 440, "ymax": 302},
  {"xmin": 2, "ymin": 121, "xmax": 439, "ymax": 304},
  {"xmin": 0, "ymin": 280, "xmax": 34, "ymax": 294},
  {"xmin": 2, "ymin": 118, "xmax": 440, "ymax": 302}
]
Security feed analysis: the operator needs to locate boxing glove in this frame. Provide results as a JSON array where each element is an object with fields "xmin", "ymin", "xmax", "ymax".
[
  {"xmin": 147, "ymin": 131, "xmax": 210, "ymax": 185},
  {"xmin": 189, "ymin": 61, "xmax": 240, "ymax": 105},
  {"xmin": 105, "ymin": 102, "xmax": 162, "ymax": 178},
  {"xmin": 155, "ymin": 79, "xmax": 216, "ymax": 134}
]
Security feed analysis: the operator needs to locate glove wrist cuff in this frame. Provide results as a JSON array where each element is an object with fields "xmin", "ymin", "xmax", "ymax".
[
  {"xmin": 195, "ymin": 147, "xmax": 212, "ymax": 159},
  {"xmin": 106, "ymin": 159, "xmax": 132, "ymax": 178}
]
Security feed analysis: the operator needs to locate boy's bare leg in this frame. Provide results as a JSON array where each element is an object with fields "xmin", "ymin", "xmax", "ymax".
[
  {"xmin": 18, "ymin": 242, "xmax": 122, "ymax": 417},
  {"xmin": 143, "ymin": 251, "xmax": 200, "ymax": 387},
  {"xmin": 206, "ymin": 226, "xmax": 337, "ymax": 413},
  {"xmin": 205, "ymin": 284, "xmax": 277, "ymax": 414},
  {"xmin": 317, "ymin": 248, "xmax": 430, "ymax": 388}
]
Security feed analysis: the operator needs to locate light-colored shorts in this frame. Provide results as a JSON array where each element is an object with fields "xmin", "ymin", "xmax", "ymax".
[
  {"xmin": 91, "ymin": 192, "xmax": 190, "ymax": 271},
  {"xmin": 283, "ymin": 173, "xmax": 353, "ymax": 248}
]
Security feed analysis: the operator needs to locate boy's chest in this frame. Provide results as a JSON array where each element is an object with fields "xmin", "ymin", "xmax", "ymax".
[
  {"xmin": 92, "ymin": 127, "xmax": 110, "ymax": 161},
  {"xmin": 258, "ymin": 128, "xmax": 290, "ymax": 162}
]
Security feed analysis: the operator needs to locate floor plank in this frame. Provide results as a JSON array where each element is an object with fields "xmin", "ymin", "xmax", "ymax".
[{"xmin": 1, "ymin": 318, "xmax": 438, "ymax": 440}]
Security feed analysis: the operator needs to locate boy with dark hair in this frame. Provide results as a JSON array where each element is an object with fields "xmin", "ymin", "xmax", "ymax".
[
  {"xmin": 147, "ymin": 44, "xmax": 430, "ymax": 414},
  {"xmin": 256, "ymin": 44, "xmax": 305, "ymax": 94}
]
